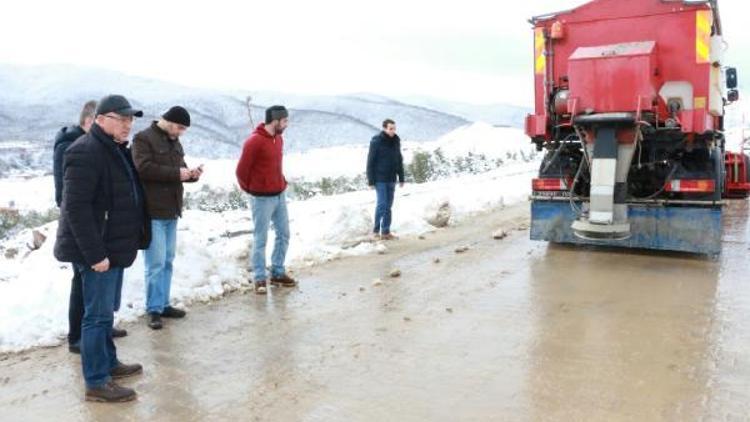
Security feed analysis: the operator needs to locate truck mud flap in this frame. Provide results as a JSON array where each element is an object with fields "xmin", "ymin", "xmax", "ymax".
[{"xmin": 530, "ymin": 200, "xmax": 722, "ymax": 255}]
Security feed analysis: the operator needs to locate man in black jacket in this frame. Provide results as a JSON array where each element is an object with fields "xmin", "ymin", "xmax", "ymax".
[
  {"xmin": 366, "ymin": 119, "xmax": 405, "ymax": 240},
  {"xmin": 53, "ymin": 100, "xmax": 94, "ymax": 354},
  {"xmin": 54, "ymin": 101, "xmax": 96, "ymax": 208},
  {"xmin": 53, "ymin": 101, "xmax": 129, "ymax": 355},
  {"xmin": 54, "ymin": 95, "xmax": 148, "ymax": 403}
]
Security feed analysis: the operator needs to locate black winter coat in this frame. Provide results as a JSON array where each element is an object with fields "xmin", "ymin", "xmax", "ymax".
[
  {"xmin": 366, "ymin": 132, "xmax": 404, "ymax": 185},
  {"xmin": 54, "ymin": 123, "xmax": 150, "ymax": 268},
  {"xmin": 53, "ymin": 126, "xmax": 85, "ymax": 207}
]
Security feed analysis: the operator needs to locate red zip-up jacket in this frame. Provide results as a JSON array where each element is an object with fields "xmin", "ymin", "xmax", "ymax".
[{"xmin": 236, "ymin": 123, "xmax": 288, "ymax": 196}]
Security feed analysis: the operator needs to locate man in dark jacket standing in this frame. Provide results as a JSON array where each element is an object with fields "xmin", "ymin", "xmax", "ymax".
[
  {"xmin": 236, "ymin": 105, "xmax": 297, "ymax": 295},
  {"xmin": 53, "ymin": 101, "xmax": 128, "ymax": 354},
  {"xmin": 366, "ymin": 119, "xmax": 405, "ymax": 240},
  {"xmin": 132, "ymin": 106, "xmax": 202, "ymax": 330},
  {"xmin": 54, "ymin": 101, "xmax": 97, "ymax": 208},
  {"xmin": 54, "ymin": 95, "xmax": 147, "ymax": 403}
]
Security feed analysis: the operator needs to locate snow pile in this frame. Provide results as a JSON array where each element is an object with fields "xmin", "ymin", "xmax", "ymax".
[{"xmin": 0, "ymin": 124, "xmax": 539, "ymax": 352}]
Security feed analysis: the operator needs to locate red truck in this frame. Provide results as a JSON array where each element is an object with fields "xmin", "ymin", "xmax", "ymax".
[{"xmin": 526, "ymin": 0, "xmax": 747, "ymax": 255}]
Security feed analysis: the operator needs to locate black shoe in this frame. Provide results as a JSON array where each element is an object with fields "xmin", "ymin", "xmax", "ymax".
[
  {"xmin": 161, "ymin": 306, "xmax": 186, "ymax": 319},
  {"xmin": 148, "ymin": 313, "xmax": 163, "ymax": 330},
  {"xmin": 85, "ymin": 381, "xmax": 137, "ymax": 403},
  {"xmin": 110, "ymin": 362, "xmax": 143, "ymax": 380},
  {"xmin": 68, "ymin": 343, "xmax": 81, "ymax": 354},
  {"xmin": 112, "ymin": 327, "xmax": 128, "ymax": 338},
  {"xmin": 254, "ymin": 280, "xmax": 268, "ymax": 295},
  {"xmin": 270, "ymin": 273, "xmax": 298, "ymax": 287}
]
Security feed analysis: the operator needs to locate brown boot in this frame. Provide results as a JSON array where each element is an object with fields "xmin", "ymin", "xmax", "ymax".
[
  {"xmin": 110, "ymin": 362, "xmax": 143, "ymax": 380},
  {"xmin": 85, "ymin": 381, "xmax": 137, "ymax": 403},
  {"xmin": 270, "ymin": 273, "xmax": 297, "ymax": 287}
]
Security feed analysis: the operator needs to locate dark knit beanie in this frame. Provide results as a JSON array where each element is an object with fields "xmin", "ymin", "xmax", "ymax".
[
  {"xmin": 265, "ymin": 105, "xmax": 289, "ymax": 124},
  {"xmin": 162, "ymin": 106, "xmax": 191, "ymax": 127}
]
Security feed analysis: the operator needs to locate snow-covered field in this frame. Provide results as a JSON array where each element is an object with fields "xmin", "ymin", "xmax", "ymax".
[
  {"xmin": 0, "ymin": 123, "xmax": 539, "ymax": 353},
  {"xmin": 0, "ymin": 174, "xmax": 56, "ymax": 210},
  {"xmin": 725, "ymin": 99, "xmax": 750, "ymax": 151},
  {"xmin": 186, "ymin": 123, "xmax": 536, "ymax": 190}
]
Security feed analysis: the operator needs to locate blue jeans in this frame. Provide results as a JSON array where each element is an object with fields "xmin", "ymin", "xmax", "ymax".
[
  {"xmin": 74, "ymin": 263, "xmax": 124, "ymax": 388},
  {"xmin": 144, "ymin": 219, "xmax": 177, "ymax": 314},
  {"xmin": 373, "ymin": 182, "xmax": 396, "ymax": 235},
  {"xmin": 251, "ymin": 193, "xmax": 290, "ymax": 281}
]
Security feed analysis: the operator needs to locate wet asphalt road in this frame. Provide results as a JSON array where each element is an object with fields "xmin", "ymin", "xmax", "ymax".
[{"xmin": 1, "ymin": 201, "xmax": 748, "ymax": 421}]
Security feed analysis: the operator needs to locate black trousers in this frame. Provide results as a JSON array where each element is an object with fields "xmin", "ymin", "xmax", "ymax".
[{"xmin": 67, "ymin": 266, "xmax": 84, "ymax": 346}]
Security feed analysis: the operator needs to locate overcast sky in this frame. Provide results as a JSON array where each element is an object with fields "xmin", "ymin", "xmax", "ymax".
[{"xmin": 0, "ymin": 0, "xmax": 747, "ymax": 106}]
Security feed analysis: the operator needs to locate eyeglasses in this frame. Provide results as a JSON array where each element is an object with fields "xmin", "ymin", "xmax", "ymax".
[{"xmin": 103, "ymin": 114, "xmax": 134, "ymax": 124}]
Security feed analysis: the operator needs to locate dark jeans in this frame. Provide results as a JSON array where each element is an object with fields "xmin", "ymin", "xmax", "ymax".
[
  {"xmin": 67, "ymin": 266, "xmax": 83, "ymax": 346},
  {"xmin": 74, "ymin": 263, "xmax": 124, "ymax": 388},
  {"xmin": 373, "ymin": 182, "xmax": 396, "ymax": 235}
]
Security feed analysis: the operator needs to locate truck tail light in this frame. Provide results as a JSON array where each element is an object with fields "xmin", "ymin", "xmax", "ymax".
[
  {"xmin": 533, "ymin": 178, "xmax": 570, "ymax": 191},
  {"xmin": 664, "ymin": 179, "xmax": 716, "ymax": 193}
]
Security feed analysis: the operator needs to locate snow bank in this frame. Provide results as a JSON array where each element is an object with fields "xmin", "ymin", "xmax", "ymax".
[{"xmin": 0, "ymin": 124, "xmax": 539, "ymax": 352}]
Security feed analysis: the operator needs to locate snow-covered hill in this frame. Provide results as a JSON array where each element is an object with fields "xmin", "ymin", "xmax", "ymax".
[
  {"xmin": 395, "ymin": 94, "xmax": 530, "ymax": 128},
  {"xmin": 0, "ymin": 63, "xmax": 530, "ymax": 174}
]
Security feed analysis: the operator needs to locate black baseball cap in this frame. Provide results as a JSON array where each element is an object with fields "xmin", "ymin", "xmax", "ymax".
[{"xmin": 95, "ymin": 95, "xmax": 143, "ymax": 117}]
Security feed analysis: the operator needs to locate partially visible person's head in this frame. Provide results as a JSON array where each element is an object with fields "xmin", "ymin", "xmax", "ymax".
[
  {"xmin": 94, "ymin": 95, "xmax": 143, "ymax": 143},
  {"xmin": 265, "ymin": 105, "xmax": 289, "ymax": 135},
  {"xmin": 382, "ymin": 119, "xmax": 396, "ymax": 137},
  {"xmin": 159, "ymin": 106, "xmax": 191, "ymax": 140},
  {"xmin": 79, "ymin": 100, "xmax": 97, "ymax": 132}
]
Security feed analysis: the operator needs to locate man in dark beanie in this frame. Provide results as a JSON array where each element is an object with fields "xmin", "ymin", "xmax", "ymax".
[
  {"xmin": 236, "ymin": 105, "xmax": 297, "ymax": 295},
  {"xmin": 54, "ymin": 94, "xmax": 148, "ymax": 402},
  {"xmin": 133, "ymin": 106, "xmax": 202, "ymax": 330}
]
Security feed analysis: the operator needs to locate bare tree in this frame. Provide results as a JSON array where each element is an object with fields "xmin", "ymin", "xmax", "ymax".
[{"xmin": 245, "ymin": 96, "xmax": 254, "ymax": 127}]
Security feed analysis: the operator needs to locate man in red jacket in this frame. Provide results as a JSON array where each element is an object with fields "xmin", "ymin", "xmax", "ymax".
[{"xmin": 236, "ymin": 105, "xmax": 297, "ymax": 294}]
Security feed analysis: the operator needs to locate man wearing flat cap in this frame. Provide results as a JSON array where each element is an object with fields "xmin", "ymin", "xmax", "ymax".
[
  {"xmin": 54, "ymin": 94, "xmax": 149, "ymax": 402},
  {"xmin": 132, "ymin": 106, "xmax": 203, "ymax": 330},
  {"xmin": 236, "ymin": 105, "xmax": 297, "ymax": 295}
]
